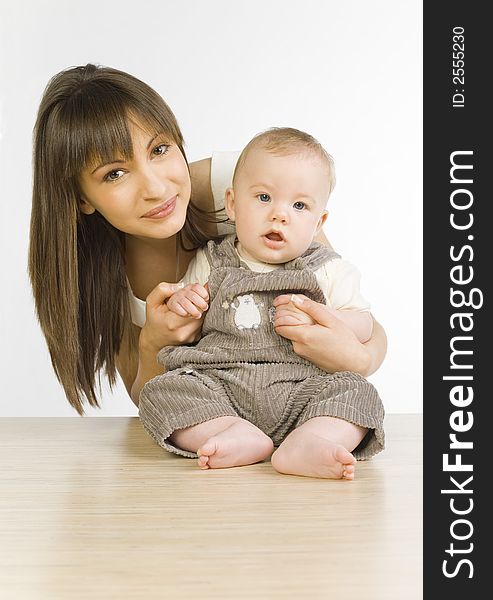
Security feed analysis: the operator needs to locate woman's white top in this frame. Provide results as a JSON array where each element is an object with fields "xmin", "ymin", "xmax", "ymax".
[{"xmin": 128, "ymin": 151, "xmax": 240, "ymax": 328}]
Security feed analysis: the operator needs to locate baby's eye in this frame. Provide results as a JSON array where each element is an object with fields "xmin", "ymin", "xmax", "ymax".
[
  {"xmin": 257, "ymin": 193, "xmax": 271, "ymax": 202},
  {"xmin": 293, "ymin": 201, "xmax": 306, "ymax": 210},
  {"xmin": 153, "ymin": 143, "xmax": 170, "ymax": 156},
  {"xmin": 104, "ymin": 169, "xmax": 125, "ymax": 182}
]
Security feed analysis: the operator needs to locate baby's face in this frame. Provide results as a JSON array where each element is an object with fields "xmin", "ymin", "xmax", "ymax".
[{"xmin": 226, "ymin": 148, "xmax": 329, "ymax": 264}]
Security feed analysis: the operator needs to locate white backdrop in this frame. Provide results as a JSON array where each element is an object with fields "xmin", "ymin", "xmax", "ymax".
[{"xmin": 0, "ymin": 0, "xmax": 422, "ymax": 416}]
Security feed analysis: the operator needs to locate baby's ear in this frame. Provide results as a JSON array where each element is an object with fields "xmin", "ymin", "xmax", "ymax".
[
  {"xmin": 224, "ymin": 187, "xmax": 236, "ymax": 222},
  {"xmin": 316, "ymin": 210, "xmax": 328, "ymax": 233}
]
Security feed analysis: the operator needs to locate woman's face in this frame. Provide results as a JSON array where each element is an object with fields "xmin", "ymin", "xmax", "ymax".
[{"xmin": 78, "ymin": 119, "xmax": 191, "ymax": 240}]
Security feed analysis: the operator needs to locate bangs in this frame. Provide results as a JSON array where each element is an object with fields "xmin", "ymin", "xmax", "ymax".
[{"xmin": 47, "ymin": 78, "xmax": 184, "ymax": 180}]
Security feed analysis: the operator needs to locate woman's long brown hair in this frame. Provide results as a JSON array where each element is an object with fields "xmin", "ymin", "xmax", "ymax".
[{"xmin": 29, "ymin": 64, "xmax": 223, "ymax": 413}]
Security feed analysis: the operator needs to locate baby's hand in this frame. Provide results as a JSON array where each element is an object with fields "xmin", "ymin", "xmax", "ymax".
[
  {"xmin": 272, "ymin": 295, "xmax": 316, "ymax": 327},
  {"xmin": 166, "ymin": 283, "xmax": 209, "ymax": 319}
]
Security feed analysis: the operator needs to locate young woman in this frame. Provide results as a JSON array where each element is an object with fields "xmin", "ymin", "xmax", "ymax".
[{"xmin": 29, "ymin": 63, "xmax": 387, "ymax": 414}]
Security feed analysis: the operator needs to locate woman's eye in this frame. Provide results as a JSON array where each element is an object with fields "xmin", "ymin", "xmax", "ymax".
[
  {"xmin": 104, "ymin": 169, "xmax": 124, "ymax": 182},
  {"xmin": 293, "ymin": 201, "xmax": 306, "ymax": 210},
  {"xmin": 257, "ymin": 193, "xmax": 270, "ymax": 202},
  {"xmin": 153, "ymin": 143, "xmax": 170, "ymax": 156}
]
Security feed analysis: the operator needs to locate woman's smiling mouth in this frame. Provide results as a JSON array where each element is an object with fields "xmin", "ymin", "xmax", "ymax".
[{"xmin": 142, "ymin": 195, "xmax": 177, "ymax": 219}]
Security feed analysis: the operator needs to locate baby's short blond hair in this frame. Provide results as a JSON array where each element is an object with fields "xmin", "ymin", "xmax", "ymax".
[{"xmin": 233, "ymin": 127, "xmax": 336, "ymax": 195}]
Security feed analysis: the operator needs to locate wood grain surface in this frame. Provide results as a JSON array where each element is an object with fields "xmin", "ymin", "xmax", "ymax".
[{"xmin": 0, "ymin": 414, "xmax": 422, "ymax": 599}]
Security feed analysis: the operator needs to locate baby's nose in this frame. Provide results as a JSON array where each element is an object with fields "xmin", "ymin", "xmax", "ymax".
[{"xmin": 270, "ymin": 205, "xmax": 289, "ymax": 223}]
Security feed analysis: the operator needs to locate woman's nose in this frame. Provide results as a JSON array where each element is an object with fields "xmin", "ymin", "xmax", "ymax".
[{"xmin": 139, "ymin": 166, "xmax": 167, "ymax": 200}]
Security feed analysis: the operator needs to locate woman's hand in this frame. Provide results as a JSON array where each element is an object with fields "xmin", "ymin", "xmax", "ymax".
[
  {"xmin": 140, "ymin": 282, "xmax": 207, "ymax": 354},
  {"xmin": 273, "ymin": 294, "xmax": 381, "ymax": 376},
  {"xmin": 269, "ymin": 296, "xmax": 316, "ymax": 326}
]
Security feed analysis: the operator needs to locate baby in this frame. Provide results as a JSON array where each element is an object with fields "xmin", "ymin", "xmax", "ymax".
[{"xmin": 139, "ymin": 127, "xmax": 384, "ymax": 479}]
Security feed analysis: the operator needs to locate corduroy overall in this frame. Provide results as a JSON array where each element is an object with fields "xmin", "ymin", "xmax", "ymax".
[{"xmin": 139, "ymin": 235, "xmax": 385, "ymax": 458}]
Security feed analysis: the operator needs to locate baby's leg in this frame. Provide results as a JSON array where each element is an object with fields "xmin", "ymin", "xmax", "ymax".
[
  {"xmin": 271, "ymin": 417, "xmax": 367, "ymax": 480},
  {"xmin": 169, "ymin": 416, "xmax": 274, "ymax": 470}
]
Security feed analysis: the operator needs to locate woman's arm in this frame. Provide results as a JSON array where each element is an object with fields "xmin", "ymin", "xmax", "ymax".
[
  {"xmin": 115, "ymin": 322, "xmax": 141, "ymax": 401},
  {"xmin": 118, "ymin": 282, "xmax": 205, "ymax": 406},
  {"xmin": 116, "ymin": 327, "xmax": 167, "ymax": 407},
  {"xmin": 328, "ymin": 309, "xmax": 373, "ymax": 344},
  {"xmin": 364, "ymin": 318, "xmax": 387, "ymax": 375}
]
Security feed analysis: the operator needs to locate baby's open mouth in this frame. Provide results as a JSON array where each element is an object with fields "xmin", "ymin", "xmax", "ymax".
[{"xmin": 265, "ymin": 232, "xmax": 284, "ymax": 242}]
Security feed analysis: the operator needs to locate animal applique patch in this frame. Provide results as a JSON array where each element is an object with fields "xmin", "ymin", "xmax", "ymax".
[{"xmin": 226, "ymin": 294, "xmax": 265, "ymax": 330}]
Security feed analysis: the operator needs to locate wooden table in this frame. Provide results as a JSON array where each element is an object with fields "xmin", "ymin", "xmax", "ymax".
[{"xmin": 0, "ymin": 414, "xmax": 422, "ymax": 599}]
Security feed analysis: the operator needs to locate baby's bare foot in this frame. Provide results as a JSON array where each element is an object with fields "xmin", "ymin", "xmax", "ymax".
[
  {"xmin": 271, "ymin": 432, "xmax": 356, "ymax": 480},
  {"xmin": 197, "ymin": 421, "xmax": 273, "ymax": 470}
]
